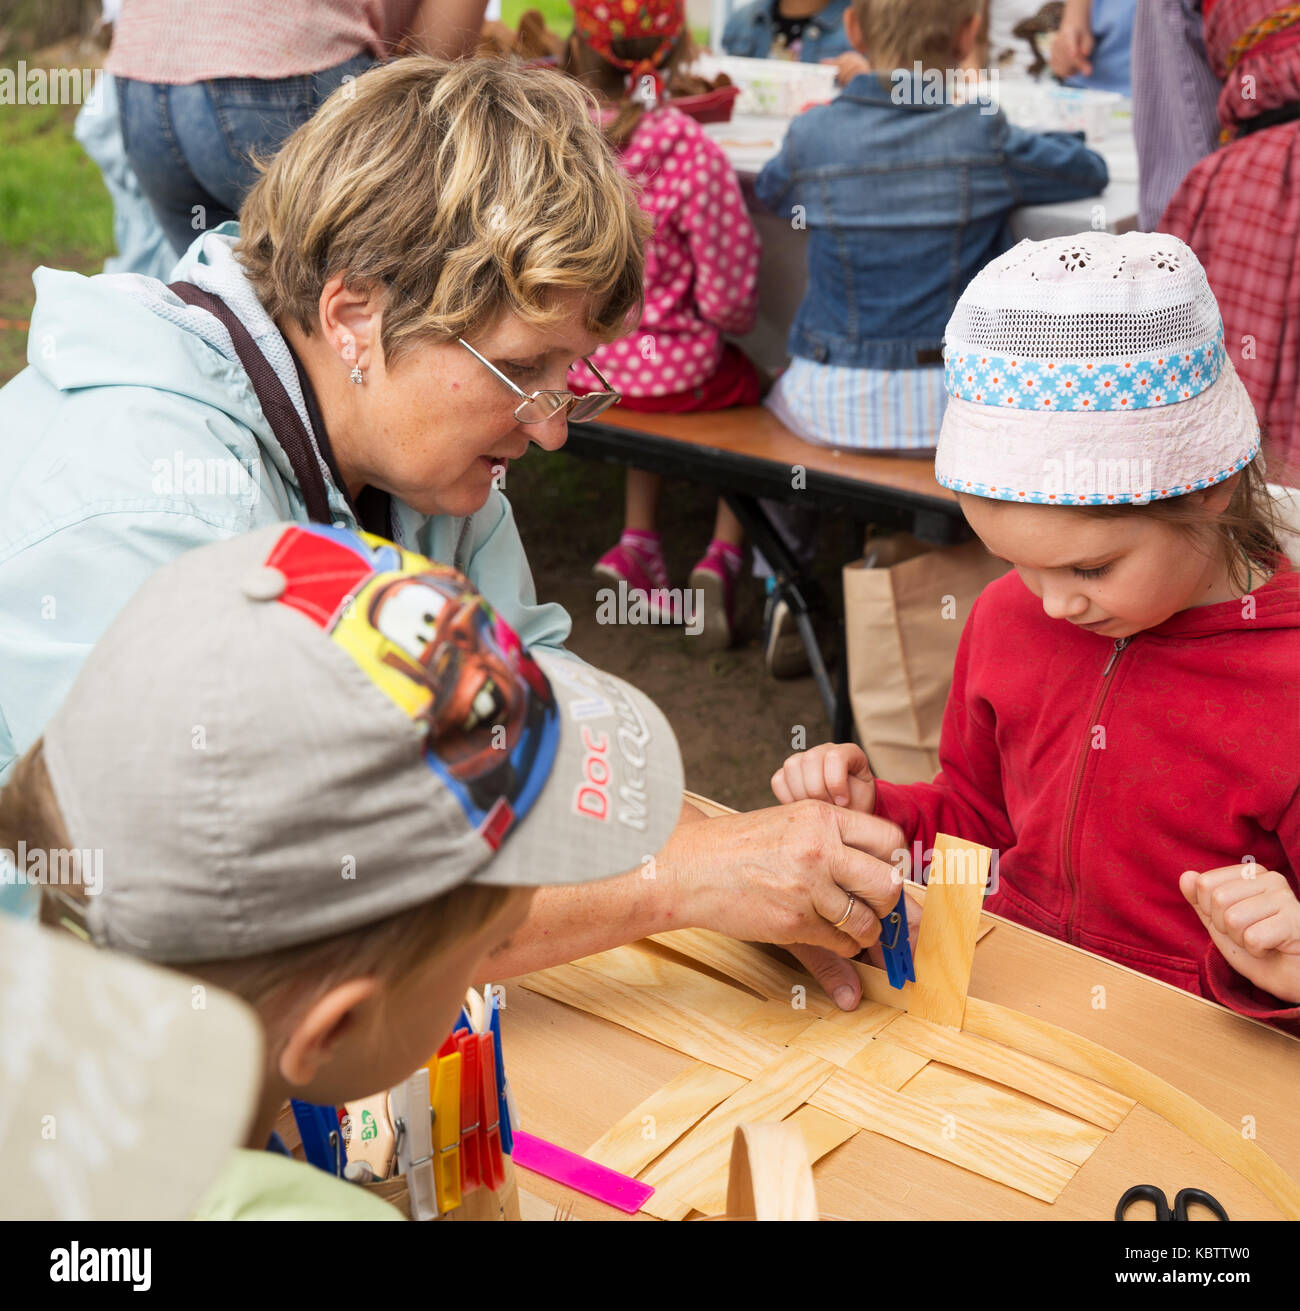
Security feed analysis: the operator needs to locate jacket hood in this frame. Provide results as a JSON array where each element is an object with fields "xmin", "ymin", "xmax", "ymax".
[{"xmin": 24, "ymin": 223, "xmax": 319, "ymax": 492}]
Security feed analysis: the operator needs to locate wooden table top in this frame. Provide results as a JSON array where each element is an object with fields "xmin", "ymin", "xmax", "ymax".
[{"xmin": 499, "ymin": 803, "xmax": 1300, "ymax": 1221}]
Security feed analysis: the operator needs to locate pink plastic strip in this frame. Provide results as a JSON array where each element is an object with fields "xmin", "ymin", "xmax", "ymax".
[{"xmin": 511, "ymin": 1130, "xmax": 654, "ymax": 1214}]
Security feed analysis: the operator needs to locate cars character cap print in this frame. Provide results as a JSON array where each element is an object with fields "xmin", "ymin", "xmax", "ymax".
[
  {"xmin": 265, "ymin": 524, "xmax": 560, "ymax": 850},
  {"xmin": 42, "ymin": 524, "xmax": 684, "ymax": 963}
]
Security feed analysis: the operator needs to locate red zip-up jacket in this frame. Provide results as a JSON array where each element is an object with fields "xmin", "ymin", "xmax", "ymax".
[{"xmin": 873, "ymin": 558, "xmax": 1300, "ymax": 1037}]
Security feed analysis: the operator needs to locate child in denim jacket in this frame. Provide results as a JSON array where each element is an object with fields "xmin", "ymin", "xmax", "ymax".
[{"xmin": 750, "ymin": 0, "xmax": 1109, "ymax": 673}]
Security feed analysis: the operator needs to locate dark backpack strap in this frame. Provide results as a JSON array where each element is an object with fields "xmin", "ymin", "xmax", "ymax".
[{"xmin": 168, "ymin": 280, "xmax": 335, "ymax": 525}]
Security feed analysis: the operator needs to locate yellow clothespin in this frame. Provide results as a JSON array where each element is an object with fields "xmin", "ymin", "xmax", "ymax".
[{"xmin": 426, "ymin": 1044, "xmax": 463, "ymax": 1213}]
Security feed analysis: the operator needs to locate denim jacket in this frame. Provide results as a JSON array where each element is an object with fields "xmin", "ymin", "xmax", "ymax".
[
  {"xmin": 754, "ymin": 72, "xmax": 1109, "ymax": 369},
  {"xmin": 721, "ymin": 0, "xmax": 852, "ymax": 62}
]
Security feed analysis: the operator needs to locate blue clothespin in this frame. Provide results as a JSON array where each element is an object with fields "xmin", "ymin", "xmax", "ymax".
[
  {"xmin": 453, "ymin": 1006, "xmax": 473, "ymax": 1035},
  {"xmin": 486, "ymin": 991, "xmax": 515, "ymax": 1156},
  {"xmin": 880, "ymin": 888, "xmax": 915, "ymax": 989},
  {"xmin": 291, "ymin": 1098, "xmax": 347, "ymax": 1177}
]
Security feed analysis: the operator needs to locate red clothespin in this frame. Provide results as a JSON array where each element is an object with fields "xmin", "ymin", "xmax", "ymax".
[
  {"xmin": 477, "ymin": 1032, "xmax": 505, "ymax": 1191},
  {"xmin": 455, "ymin": 1029, "xmax": 482, "ymax": 1192}
]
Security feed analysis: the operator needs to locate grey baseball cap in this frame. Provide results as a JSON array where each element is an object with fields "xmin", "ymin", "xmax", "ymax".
[{"xmin": 42, "ymin": 523, "xmax": 683, "ymax": 963}]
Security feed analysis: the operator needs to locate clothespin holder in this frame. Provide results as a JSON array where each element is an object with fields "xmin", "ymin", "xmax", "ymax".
[{"xmin": 290, "ymin": 1098, "xmax": 347, "ymax": 1178}]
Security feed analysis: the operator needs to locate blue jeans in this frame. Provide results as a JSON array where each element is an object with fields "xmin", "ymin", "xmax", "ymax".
[{"xmin": 116, "ymin": 52, "xmax": 375, "ymax": 260}]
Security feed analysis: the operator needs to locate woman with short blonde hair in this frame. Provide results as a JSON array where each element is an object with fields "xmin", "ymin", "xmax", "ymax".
[{"xmin": 0, "ymin": 54, "xmax": 906, "ymax": 1008}]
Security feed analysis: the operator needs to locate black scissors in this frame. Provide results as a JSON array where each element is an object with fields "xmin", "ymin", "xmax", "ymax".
[{"xmin": 1115, "ymin": 1185, "xmax": 1229, "ymax": 1221}]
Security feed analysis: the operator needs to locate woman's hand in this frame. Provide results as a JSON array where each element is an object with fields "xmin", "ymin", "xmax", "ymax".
[
  {"xmin": 660, "ymin": 798, "xmax": 907, "ymax": 957},
  {"xmin": 788, "ymin": 889, "xmax": 921, "ymax": 1012},
  {"xmin": 1181, "ymin": 865, "xmax": 1300, "ymax": 1004},
  {"xmin": 1049, "ymin": 0, "xmax": 1093, "ymax": 80},
  {"xmin": 771, "ymin": 742, "xmax": 876, "ymax": 812}
]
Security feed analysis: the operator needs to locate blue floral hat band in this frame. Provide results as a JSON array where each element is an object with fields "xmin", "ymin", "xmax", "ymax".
[{"xmin": 945, "ymin": 334, "xmax": 1225, "ymax": 414}]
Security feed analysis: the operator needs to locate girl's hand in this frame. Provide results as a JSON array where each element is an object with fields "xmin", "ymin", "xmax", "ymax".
[
  {"xmin": 1049, "ymin": 0, "xmax": 1094, "ymax": 80},
  {"xmin": 771, "ymin": 742, "xmax": 876, "ymax": 812},
  {"xmin": 822, "ymin": 52, "xmax": 871, "ymax": 85},
  {"xmin": 1180, "ymin": 865, "xmax": 1300, "ymax": 1004}
]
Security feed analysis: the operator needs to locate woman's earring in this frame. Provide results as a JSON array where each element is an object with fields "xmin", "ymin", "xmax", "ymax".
[{"xmin": 349, "ymin": 365, "xmax": 364, "ymax": 384}]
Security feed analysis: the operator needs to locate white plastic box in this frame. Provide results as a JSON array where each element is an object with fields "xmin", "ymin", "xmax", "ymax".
[{"xmin": 691, "ymin": 53, "xmax": 839, "ymax": 118}]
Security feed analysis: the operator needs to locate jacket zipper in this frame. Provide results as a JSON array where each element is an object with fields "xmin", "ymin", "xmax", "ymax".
[{"xmin": 1061, "ymin": 636, "xmax": 1131, "ymax": 942}]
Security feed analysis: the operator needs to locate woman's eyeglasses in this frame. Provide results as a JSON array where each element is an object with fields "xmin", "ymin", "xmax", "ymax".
[{"xmin": 458, "ymin": 339, "xmax": 620, "ymax": 424}]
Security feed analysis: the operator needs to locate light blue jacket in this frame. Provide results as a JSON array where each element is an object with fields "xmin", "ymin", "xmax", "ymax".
[{"xmin": 0, "ymin": 226, "xmax": 572, "ymax": 796}]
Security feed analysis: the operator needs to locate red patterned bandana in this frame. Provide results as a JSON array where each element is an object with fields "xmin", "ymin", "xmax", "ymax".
[{"xmin": 572, "ymin": 0, "xmax": 686, "ymax": 101}]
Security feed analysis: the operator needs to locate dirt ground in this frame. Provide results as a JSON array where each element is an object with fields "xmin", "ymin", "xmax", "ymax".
[{"xmin": 505, "ymin": 449, "xmax": 854, "ymax": 812}]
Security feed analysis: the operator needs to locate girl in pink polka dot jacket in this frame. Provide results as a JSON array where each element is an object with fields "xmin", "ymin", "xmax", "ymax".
[{"xmin": 564, "ymin": 0, "xmax": 762, "ymax": 649}]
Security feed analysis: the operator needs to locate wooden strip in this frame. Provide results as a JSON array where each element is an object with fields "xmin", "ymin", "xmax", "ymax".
[
  {"xmin": 843, "ymin": 1038, "xmax": 931, "ymax": 1089},
  {"xmin": 787, "ymin": 1002, "xmax": 901, "ymax": 1067},
  {"xmin": 640, "ymin": 1051, "xmax": 837, "ymax": 1220},
  {"xmin": 902, "ymin": 1065, "xmax": 1107, "ymax": 1167},
  {"xmin": 907, "ymin": 832, "xmax": 992, "ymax": 1027},
  {"xmin": 517, "ymin": 962, "xmax": 782, "ymax": 1078},
  {"xmin": 584, "ymin": 1064, "xmax": 746, "ymax": 1178},
  {"xmin": 885, "ymin": 1013, "xmax": 1133, "ymax": 1130},
  {"xmin": 740, "ymin": 1000, "xmax": 823, "ymax": 1045},
  {"xmin": 809, "ymin": 1068, "xmax": 1077, "ymax": 1203},
  {"xmin": 963, "ymin": 996, "xmax": 1300, "ymax": 1220},
  {"xmin": 784, "ymin": 1104, "xmax": 859, "ymax": 1165},
  {"xmin": 579, "ymin": 942, "xmax": 820, "ymax": 1043},
  {"xmin": 691, "ymin": 1105, "xmax": 861, "ymax": 1220},
  {"xmin": 575, "ymin": 944, "xmax": 770, "ymax": 1028},
  {"xmin": 725, "ymin": 1124, "xmax": 819, "ymax": 1221},
  {"xmin": 648, "ymin": 927, "xmax": 836, "ymax": 1016}
]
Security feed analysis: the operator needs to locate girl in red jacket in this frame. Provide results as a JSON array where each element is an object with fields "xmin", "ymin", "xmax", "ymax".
[{"xmin": 774, "ymin": 231, "xmax": 1300, "ymax": 1034}]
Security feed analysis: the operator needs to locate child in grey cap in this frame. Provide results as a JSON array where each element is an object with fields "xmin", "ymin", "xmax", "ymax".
[{"xmin": 0, "ymin": 522, "xmax": 683, "ymax": 1219}]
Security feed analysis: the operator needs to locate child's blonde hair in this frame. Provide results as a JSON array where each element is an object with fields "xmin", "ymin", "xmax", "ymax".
[
  {"xmin": 562, "ymin": 31, "xmax": 697, "ymax": 148},
  {"xmin": 850, "ymin": 0, "xmax": 982, "ymax": 71},
  {"xmin": 3, "ymin": 741, "xmax": 521, "ymax": 1024},
  {"xmin": 1078, "ymin": 452, "xmax": 1287, "ymax": 594},
  {"xmin": 237, "ymin": 56, "xmax": 652, "ymax": 365}
]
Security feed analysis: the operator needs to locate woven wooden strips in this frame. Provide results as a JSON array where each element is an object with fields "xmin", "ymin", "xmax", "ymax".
[
  {"xmin": 902, "ymin": 1064, "xmax": 1107, "ymax": 1166},
  {"xmin": 964, "ymin": 996, "xmax": 1300, "ymax": 1220},
  {"xmin": 787, "ymin": 1002, "xmax": 903, "ymax": 1067},
  {"xmin": 809, "ymin": 1068, "xmax": 1078, "ymax": 1202},
  {"xmin": 885, "ymin": 1013, "xmax": 1133, "ymax": 1130},
  {"xmin": 648, "ymin": 927, "xmax": 836, "ymax": 1015},
  {"xmin": 639, "ymin": 1051, "xmax": 837, "ymax": 1220},
  {"xmin": 583, "ymin": 1064, "xmax": 746, "ymax": 1178},
  {"xmin": 843, "ymin": 1038, "xmax": 931, "ymax": 1089},
  {"xmin": 517, "ymin": 962, "xmax": 782, "ymax": 1078}
]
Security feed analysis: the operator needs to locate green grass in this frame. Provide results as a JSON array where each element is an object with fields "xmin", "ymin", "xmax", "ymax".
[
  {"xmin": 0, "ymin": 98, "xmax": 111, "ymax": 260},
  {"xmin": 500, "ymin": 0, "xmax": 576, "ymax": 32}
]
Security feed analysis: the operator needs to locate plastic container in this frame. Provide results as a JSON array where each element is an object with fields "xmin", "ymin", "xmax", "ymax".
[
  {"xmin": 670, "ymin": 82, "xmax": 741, "ymax": 124},
  {"xmin": 689, "ymin": 53, "xmax": 838, "ymax": 118}
]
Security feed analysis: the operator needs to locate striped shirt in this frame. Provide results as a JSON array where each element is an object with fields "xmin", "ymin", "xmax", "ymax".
[
  {"xmin": 1132, "ymin": 0, "xmax": 1221, "ymax": 231},
  {"xmin": 108, "ymin": 0, "xmax": 421, "ymax": 83},
  {"xmin": 763, "ymin": 357, "xmax": 945, "ymax": 452}
]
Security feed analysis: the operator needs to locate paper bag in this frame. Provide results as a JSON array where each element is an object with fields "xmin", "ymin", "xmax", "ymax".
[{"xmin": 842, "ymin": 533, "xmax": 1008, "ymax": 785}]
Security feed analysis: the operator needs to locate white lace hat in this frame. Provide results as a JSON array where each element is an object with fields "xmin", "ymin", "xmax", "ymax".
[{"xmin": 937, "ymin": 231, "xmax": 1260, "ymax": 505}]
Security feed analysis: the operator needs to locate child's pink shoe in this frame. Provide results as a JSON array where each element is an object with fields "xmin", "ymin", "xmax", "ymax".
[
  {"xmin": 688, "ymin": 540, "xmax": 743, "ymax": 651},
  {"xmin": 593, "ymin": 531, "xmax": 681, "ymax": 624}
]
